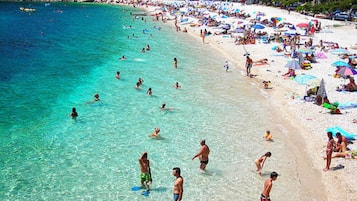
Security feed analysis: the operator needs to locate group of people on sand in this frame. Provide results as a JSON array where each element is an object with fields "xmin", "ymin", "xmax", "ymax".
[
  {"xmin": 324, "ymin": 132, "xmax": 356, "ymax": 172},
  {"xmin": 138, "ymin": 139, "xmax": 210, "ymax": 201}
]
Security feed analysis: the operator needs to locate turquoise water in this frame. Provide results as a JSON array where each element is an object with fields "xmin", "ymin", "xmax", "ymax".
[{"xmin": 1, "ymin": 2, "xmax": 315, "ymax": 200}]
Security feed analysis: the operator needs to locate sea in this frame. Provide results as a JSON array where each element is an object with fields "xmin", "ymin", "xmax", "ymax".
[{"xmin": 0, "ymin": 2, "xmax": 320, "ymax": 201}]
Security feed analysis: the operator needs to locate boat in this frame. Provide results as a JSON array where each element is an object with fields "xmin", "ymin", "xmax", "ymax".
[{"xmin": 19, "ymin": 7, "xmax": 36, "ymax": 12}]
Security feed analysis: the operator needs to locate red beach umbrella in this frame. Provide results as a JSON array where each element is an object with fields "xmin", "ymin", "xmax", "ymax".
[{"xmin": 296, "ymin": 23, "xmax": 309, "ymax": 28}]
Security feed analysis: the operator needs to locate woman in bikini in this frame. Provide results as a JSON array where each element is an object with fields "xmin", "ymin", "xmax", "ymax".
[{"xmin": 323, "ymin": 132, "xmax": 335, "ymax": 172}]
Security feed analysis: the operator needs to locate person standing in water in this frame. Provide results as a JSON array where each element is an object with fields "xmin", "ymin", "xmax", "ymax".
[
  {"xmin": 260, "ymin": 171, "xmax": 278, "ymax": 201},
  {"xmin": 192, "ymin": 139, "xmax": 210, "ymax": 171},
  {"xmin": 70, "ymin": 107, "xmax": 78, "ymax": 118},
  {"xmin": 255, "ymin": 152, "xmax": 271, "ymax": 175},
  {"xmin": 172, "ymin": 167, "xmax": 183, "ymax": 201},
  {"xmin": 139, "ymin": 152, "xmax": 152, "ymax": 190}
]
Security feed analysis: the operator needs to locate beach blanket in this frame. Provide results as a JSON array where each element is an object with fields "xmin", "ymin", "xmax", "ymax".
[
  {"xmin": 337, "ymin": 102, "xmax": 357, "ymax": 110},
  {"xmin": 326, "ymin": 126, "xmax": 356, "ymax": 140}
]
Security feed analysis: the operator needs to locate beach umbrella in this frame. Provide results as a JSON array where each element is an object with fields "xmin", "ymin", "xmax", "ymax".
[
  {"xmin": 332, "ymin": 48, "xmax": 350, "ymax": 55},
  {"xmin": 285, "ymin": 59, "xmax": 301, "ymax": 70},
  {"xmin": 296, "ymin": 48, "xmax": 314, "ymax": 54},
  {"xmin": 336, "ymin": 66, "xmax": 357, "ymax": 76},
  {"xmin": 316, "ymin": 78, "xmax": 327, "ymax": 100},
  {"xmin": 296, "ymin": 23, "xmax": 309, "ymax": 28},
  {"xmin": 294, "ymin": 74, "xmax": 318, "ymax": 85},
  {"xmin": 331, "ymin": 60, "xmax": 351, "ymax": 67},
  {"xmin": 252, "ymin": 23, "xmax": 265, "ymax": 29}
]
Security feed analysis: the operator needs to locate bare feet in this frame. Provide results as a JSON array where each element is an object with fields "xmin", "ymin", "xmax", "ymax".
[{"xmin": 323, "ymin": 168, "xmax": 329, "ymax": 172}]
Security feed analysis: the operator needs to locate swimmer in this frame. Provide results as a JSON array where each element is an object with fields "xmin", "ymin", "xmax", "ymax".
[
  {"xmin": 135, "ymin": 81, "xmax": 141, "ymax": 89},
  {"xmin": 263, "ymin": 130, "xmax": 272, "ymax": 141},
  {"xmin": 70, "ymin": 107, "xmax": 78, "ymax": 118},
  {"xmin": 115, "ymin": 71, "xmax": 120, "ymax": 79},
  {"xmin": 120, "ymin": 55, "xmax": 126, "ymax": 60},
  {"xmin": 160, "ymin": 103, "xmax": 175, "ymax": 110},
  {"xmin": 174, "ymin": 58, "xmax": 178, "ymax": 69},
  {"xmin": 255, "ymin": 152, "xmax": 271, "ymax": 175},
  {"xmin": 141, "ymin": 48, "xmax": 146, "ymax": 53},
  {"xmin": 146, "ymin": 45, "xmax": 150, "ymax": 51},
  {"xmin": 93, "ymin": 93, "xmax": 100, "ymax": 101},
  {"xmin": 146, "ymin": 87, "xmax": 152, "ymax": 96},
  {"xmin": 138, "ymin": 77, "xmax": 144, "ymax": 84},
  {"xmin": 148, "ymin": 127, "xmax": 160, "ymax": 138},
  {"xmin": 173, "ymin": 82, "xmax": 181, "ymax": 89}
]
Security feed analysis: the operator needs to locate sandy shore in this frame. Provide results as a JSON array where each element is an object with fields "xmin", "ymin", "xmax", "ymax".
[
  {"xmin": 113, "ymin": 1, "xmax": 357, "ymax": 200},
  {"xmin": 174, "ymin": 4, "xmax": 357, "ymax": 201}
]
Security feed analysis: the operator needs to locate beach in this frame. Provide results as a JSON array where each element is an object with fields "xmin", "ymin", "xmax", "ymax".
[
  {"xmin": 135, "ymin": 1, "xmax": 357, "ymax": 200},
  {"xmin": 1, "ymin": 1, "xmax": 356, "ymax": 200}
]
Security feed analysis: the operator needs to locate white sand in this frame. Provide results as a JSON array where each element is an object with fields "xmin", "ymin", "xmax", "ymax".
[{"xmin": 171, "ymin": 4, "xmax": 357, "ymax": 201}]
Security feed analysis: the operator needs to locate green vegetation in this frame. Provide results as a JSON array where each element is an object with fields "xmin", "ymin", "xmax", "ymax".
[{"xmin": 259, "ymin": 0, "xmax": 357, "ymax": 14}]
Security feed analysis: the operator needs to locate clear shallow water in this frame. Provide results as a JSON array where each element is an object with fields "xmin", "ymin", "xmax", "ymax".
[{"xmin": 1, "ymin": 2, "xmax": 314, "ymax": 200}]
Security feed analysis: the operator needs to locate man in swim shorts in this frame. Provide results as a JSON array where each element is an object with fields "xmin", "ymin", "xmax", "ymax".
[
  {"xmin": 173, "ymin": 167, "xmax": 183, "ymax": 201},
  {"xmin": 192, "ymin": 139, "xmax": 210, "ymax": 171},
  {"xmin": 246, "ymin": 56, "xmax": 253, "ymax": 76},
  {"xmin": 139, "ymin": 152, "xmax": 151, "ymax": 190},
  {"xmin": 260, "ymin": 171, "xmax": 278, "ymax": 201}
]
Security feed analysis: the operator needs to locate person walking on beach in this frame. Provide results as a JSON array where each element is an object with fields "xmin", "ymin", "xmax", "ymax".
[
  {"xmin": 260, "ymin": 171, "xmax": 278, "ymax": 201},
  {"xmin": 139, "ymin": 152, "xmax": 152, "ymax": 190},
  {"xmin": 323, "ymin": 132, "xmax": 335, "ymax": 172},
  {"xmin": 174, "ymin": 58, "xmax": 178, "ymax": 69},
  {"xmin": 192, "ymin": 139, "xmax": 210, "ymax": 171},
  {"xmin": 172, "ymin": 167, "xmax": 183, "ymax": 201},
  {"xmin": 255, "ymin": 152, "xmax": 271, "ymax": 175},
  {"xmin": 246, "ymin": 56, "xmax": 253, "ymax": 76}
]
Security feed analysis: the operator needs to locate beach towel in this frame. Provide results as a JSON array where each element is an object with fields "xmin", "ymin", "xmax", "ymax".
[
  {"xmin": 337, "ymin": 102, "xmax": 357, "ymax": 110},
  {"xmin": 326, "ymin": 126, "xmax": 356, "ymax": 140}
]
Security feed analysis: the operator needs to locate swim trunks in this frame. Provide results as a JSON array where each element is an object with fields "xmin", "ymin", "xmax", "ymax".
[
  {"xmin": 200, "ymin": 159, "xmax": 209, "ymax": 164},
  {"xmin": 140, "ymin": 172, "xmax": 150, "ymax": 183},
  {"xmin": 173, "ymin": 194, "xmax": 179, "ymax": 201},
  {"xmin": 260, "ymin": 194, "xmax": 271, "ymax": 201}
]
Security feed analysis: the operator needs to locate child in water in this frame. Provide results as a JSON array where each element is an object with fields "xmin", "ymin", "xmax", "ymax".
[
  {"xmin": 263, "ymin": 130, "xmax": 272, "ymax": 141},
  {"xmin": 255, "ymin": 152, "xmax": 272, "ymax": 175}
]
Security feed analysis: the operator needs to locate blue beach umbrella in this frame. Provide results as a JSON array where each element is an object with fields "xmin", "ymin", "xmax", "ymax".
[
  {"xmin": 252, "ymin": 23, "xmax": 265, "ymax": 29},
  {"xmin": 331, "ymin": 60, "xmax": 351, "ymax": 67},
  {"xmin": 332, "ymin": 48, "xmax": 349, "ymax": 55}
]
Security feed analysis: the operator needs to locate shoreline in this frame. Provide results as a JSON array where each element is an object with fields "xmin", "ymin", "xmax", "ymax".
[{"xmin": 132, "ymin": 2, "xmax": 357, "ymax": 200}]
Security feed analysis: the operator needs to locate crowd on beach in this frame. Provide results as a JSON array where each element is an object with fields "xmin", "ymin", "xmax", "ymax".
[{"xmin": 74, "ymin": 0, "xmax": 357, "ymax": 200}]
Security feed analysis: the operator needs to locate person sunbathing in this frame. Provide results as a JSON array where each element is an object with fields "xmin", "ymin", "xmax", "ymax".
[
  {"xmin": 254, "ymin": 58, "xmax": 269, "ymax": 65},
  {"xmin": 344, "ymin": 77, "xmax": 357, "ymax": 92},
  {"xmin": 283, "ymin": 69, "xmax": 296, "ymax": 77}
]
